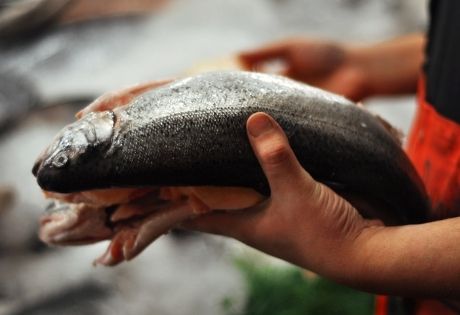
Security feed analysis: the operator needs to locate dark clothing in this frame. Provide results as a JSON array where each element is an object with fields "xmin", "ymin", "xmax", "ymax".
[
  {"xmin": 425, "ymin": 0, "xmax": 460, "ymax": 123},
  {"xmin": 415, "ymin": 0, "xmax": 460, "ymax": 221},
  {"xmin": 377, "ymin": 0, "xmax": 460, "ymax": 314}
]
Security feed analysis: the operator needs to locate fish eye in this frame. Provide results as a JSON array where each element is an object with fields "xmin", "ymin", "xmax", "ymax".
[{"xmin": 52, "ymin": 152, "xmax": 69, "ymax": 168}]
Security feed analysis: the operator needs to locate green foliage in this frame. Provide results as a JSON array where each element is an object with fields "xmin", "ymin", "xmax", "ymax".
[{"xmin": 226, "ymin": 258, "xmax": 373, "ymax": 315}]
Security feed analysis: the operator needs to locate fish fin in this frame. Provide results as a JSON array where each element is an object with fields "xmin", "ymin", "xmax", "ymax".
[
  {"xmin": 76, "ymin": 78, "xmax": 175, "ymax": 119},
  {"xmin": 374, "ymin": 115, "xmax": 404, "ymax": 146},
  {"xmin": 95, "ymin": 201, "xmax": 193, "ymax": 266}
]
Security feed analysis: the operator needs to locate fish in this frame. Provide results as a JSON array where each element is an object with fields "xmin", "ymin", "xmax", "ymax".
[{"xmin": 32, "ymin": 71, "xmax": 430, "ymax": 264}]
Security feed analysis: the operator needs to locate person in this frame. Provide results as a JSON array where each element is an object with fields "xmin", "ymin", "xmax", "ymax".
[{"xmin": 183, "ymin": 1, "xmax": 460, "ymax": 314}]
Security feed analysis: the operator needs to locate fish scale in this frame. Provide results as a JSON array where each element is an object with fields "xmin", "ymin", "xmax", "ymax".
[{"xmin": 34, "ymin": 71, "xmax": 430, "ymax": 224}]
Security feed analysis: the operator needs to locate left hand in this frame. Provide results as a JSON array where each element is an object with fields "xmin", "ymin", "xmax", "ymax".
[{"xmin": 238, "ymin": 38, "xmax": 369, "ymax": 101}]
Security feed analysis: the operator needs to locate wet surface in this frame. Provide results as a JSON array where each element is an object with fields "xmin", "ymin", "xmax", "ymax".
[{"xmin": 0, "ymin": 0, "xmax": 426, "ymax": 314}]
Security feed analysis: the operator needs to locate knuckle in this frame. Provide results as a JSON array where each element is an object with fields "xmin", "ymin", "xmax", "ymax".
[{"xmin": 262, "ymin": 143, "xmax": 291, "ymax": 168}]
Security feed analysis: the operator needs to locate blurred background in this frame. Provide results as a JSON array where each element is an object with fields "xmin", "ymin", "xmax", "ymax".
[{"xmin": 0, "ymin": 0, "xmax": 427, "ymax": 314}]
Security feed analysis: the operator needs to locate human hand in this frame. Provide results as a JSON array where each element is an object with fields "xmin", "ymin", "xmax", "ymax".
[
  {"xmin": 239, "ymin": 39, "xmax": 370, "ymax": 101},
  {"xmin": 239, "ymin": 35, "xmax": 425, "ymax": 101},
  {"xmin": 182, "ymin": 112, "xmax": 381, "ymax": 281}
]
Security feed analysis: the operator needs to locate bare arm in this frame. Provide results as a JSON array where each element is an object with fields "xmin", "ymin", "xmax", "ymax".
[
  {"xmin": 349, "ymin": 33, "xmax": 425, "ymax": 98},
  {"xmin": 347, "ymin": 219, "xmax": 460, "ymax": 298}
]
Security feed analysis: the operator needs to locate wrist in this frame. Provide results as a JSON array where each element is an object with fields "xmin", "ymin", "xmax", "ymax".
[
  {"xmin": 318, "ymin": 220, "xmax": 385, "ymax": 287},
  {"xmin": 293, "ymin": 185, "xmax": 384, "ymax": 283},
  {"xmin": 338, "ymin": 224, "xmax": 387, "ymax": 290}
]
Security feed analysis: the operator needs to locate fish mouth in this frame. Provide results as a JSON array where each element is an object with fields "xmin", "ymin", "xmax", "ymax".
[
  {"xmin": 32, "ymin": 147, "xmax": 48, "ymax": 178},
  {"xmin": 34, "ymin": 165, "xmax": 72, "ymax": 193},
  {"xmin": 39, "ymin": 186, "xmax": 265, "ymax": 266},
  {"xmin": 32, "ymin": 158, "xmax": 41, "ymax": 177}
]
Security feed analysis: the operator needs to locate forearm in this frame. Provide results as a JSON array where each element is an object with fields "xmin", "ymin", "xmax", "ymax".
[
  {"xmin": 187, "ymin": 112, "xmax": 458, "ymax": 299},
  {"xmin": 337, "ymin": 218, "xmax": 460, "ymax": 298},
  {"xmin": 348, "ymin": 33, "xmax": 426, "ymax": 97}
]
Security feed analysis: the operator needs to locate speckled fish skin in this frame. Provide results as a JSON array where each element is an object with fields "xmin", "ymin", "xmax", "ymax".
[{"xmin": 33, "ymin": 71, "xmax": 429, "ymax": 224}]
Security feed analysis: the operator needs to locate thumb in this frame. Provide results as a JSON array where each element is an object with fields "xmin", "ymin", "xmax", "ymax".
[{"xmin": 246, "ymin": 112, "xmax": 316, "ymax": 196}]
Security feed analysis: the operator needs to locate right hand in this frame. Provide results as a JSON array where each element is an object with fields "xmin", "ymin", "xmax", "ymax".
[
  {"xmin": 182, "ymin": 112, "xmax": 379, "ymax": 281},
  {"xmin": 239, "ymin": 38, "xmax": 370, "ymax": 102}
]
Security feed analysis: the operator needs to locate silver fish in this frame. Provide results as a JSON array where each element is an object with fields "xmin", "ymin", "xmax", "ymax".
[{"xmin": 33, "ymin": 71, "xmax": 429, "ymax": 224}]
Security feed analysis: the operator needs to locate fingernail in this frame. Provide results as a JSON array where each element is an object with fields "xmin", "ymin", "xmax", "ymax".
[{"xmin": 248, "ymin": 114, "xmax": 273, "ymax": 137}]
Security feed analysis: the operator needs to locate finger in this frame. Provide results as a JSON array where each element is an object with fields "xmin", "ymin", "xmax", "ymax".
[
  {"xmin": 319, "ymin": 67, "xmax": 368, "ymax": 102},
  {"xmin": 295, "ymin": 43, "xmax": 345, "ymax": 74},
  {"xmin": 238, "ymin": 42, "xmax": 289, "ymax": 69},
  {"xmin": 76, "ymin": 79, "xmax": 174, "ymax": 119},
  {"xmin": 246, "ymin": 113, "xmax": 316, "ymax": 196}
]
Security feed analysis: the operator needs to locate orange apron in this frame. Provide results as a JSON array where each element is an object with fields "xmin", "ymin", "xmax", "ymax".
[
  {"xmin": 406, "ymin": 79, "xmax": 460, "ymax": 219},
  {"xmin": 376, "ymin": 78, "xmax": 460, "ymax": 315}
]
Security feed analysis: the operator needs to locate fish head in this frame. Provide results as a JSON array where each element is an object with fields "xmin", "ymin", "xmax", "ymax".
[{"xmin": 32, "ymin": 111, "xmax": 115, "ymax": 192}]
